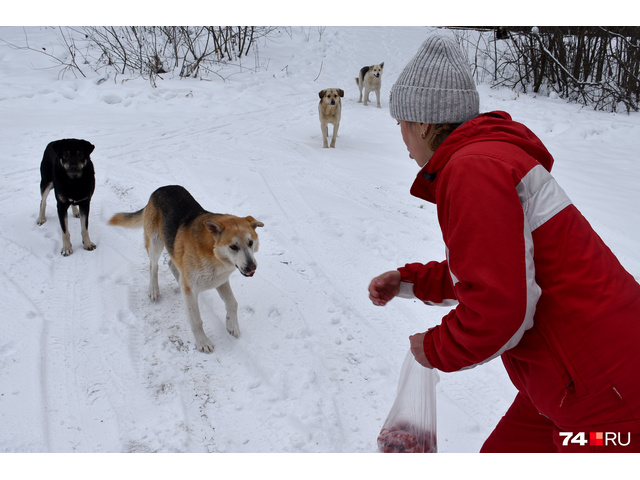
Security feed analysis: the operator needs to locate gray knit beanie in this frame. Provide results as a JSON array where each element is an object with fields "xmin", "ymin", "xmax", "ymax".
[{"xmin": 390, "ymin": 35, "xmax": 479, "ymax": 124}]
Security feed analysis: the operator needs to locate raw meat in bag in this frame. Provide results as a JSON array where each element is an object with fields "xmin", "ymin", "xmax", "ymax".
[{"xmin": 378, "ymin": 350, "xmax": 439, "ymax": 453}]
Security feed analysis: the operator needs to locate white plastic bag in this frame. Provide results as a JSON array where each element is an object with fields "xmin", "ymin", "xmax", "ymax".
[{"xmin": 377, "ymin": 350, "xmax": 439, "ymax": 453}]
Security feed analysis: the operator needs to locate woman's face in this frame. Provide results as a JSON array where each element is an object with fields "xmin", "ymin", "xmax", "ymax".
[{"xmin": 398, "ymin": 121, "xmax": 433, "ymax": 168}]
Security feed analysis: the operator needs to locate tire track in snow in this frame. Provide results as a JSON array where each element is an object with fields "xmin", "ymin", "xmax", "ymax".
[
  {"xmin": 0, "ymin": 266, "xmax": 50, "ymax": 451},
  {"xmin": 38, "ymin": 248, "xmax": 126, "ymax": 451},
  {"xmin": 0, "ymin": 198, "xmax": 166, "ymax": 451}
]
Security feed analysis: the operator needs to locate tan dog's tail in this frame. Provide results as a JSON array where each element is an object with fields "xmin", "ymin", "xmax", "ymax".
[{"xmin": 108, "ymin": 208, "xmax": 145, "ymax": 228}]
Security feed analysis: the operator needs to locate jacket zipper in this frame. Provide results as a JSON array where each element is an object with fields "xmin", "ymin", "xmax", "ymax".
[{"xmin": 559, "ymin": 378, "xmax": 574, "ymax": 408}]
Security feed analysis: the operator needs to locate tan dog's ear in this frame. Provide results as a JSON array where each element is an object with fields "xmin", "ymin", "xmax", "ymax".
[
  {"xmin": 337, "ymin": 89, "xmax": 344, "ymax": 97},
  {"xmin": 205, "ymin": 220, "xmax": 223, "ymax": 235},
  {"xmin": 380, "ymin": 62, "xmax": 384, "ymax": 69},
  {"xmin": 318, "ymin": 89, "xmax": 327, "ymax": 99},
  {"xmin": 245, "ymin": 216, "xmax": 264, "ymax": 230}
]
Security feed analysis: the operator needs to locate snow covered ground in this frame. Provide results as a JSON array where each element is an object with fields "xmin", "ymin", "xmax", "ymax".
[{"xmin": 1, "ymin": 24, "xmax": 639, "ymax": 473}]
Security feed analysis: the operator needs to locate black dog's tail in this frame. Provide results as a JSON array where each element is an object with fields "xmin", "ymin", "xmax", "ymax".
[{"xmin": 108, "ymin": 208, "xmax": 145, "ymax": 228}]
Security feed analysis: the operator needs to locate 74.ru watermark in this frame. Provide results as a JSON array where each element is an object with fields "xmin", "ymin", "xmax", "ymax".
[{"xmin": 559, "ymin": 432, "xmax": 631, "ymax": 447}]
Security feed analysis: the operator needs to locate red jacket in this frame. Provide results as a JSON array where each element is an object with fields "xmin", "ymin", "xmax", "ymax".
[{"xmin": 399, "ymin": 111, "xmax": 640, "ymax": 431}]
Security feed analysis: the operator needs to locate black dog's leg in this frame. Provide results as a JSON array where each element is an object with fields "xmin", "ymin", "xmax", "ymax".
[
  {"xmin": 37, "ymin": 182, "xmax": 53, "ymax": 225},
  {"xmin": 38, "ymin": 153, "xmax": 54, "ymax": 225},
  {"xmin": 78, "ymin": 200, "xmax": 96, "ymax": 251},
  {"xmin": 57, "ymin": 200, "xmax": 73, "ymax": 256}
]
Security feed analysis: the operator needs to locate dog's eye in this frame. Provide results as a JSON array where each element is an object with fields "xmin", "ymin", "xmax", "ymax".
[
  {"xmin": 248, "ymin": 240, "xmax": 253, "ymax": 248},
  {"xmin": 230, "ymin": 245, "xmax": 239, "ymax": 251}
]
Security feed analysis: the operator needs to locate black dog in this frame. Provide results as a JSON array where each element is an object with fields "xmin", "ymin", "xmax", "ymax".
[{"xmin": 37, "ymin": 139, "xmax": 96, "ymax": 256}]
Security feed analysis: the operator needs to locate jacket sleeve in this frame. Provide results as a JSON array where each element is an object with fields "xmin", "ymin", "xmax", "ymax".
[
  {"xmin": 423, "ymin": 153, "xmax": 538, "ymax": 372},
  {"xmin": 397, "ymin": 260, "xmax": 458, "ymax": 305}
]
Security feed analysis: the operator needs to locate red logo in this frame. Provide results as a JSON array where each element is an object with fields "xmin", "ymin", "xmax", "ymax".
[{"xmin": 589, "ymin": 432, "xmax": 603, "ymax": 446}]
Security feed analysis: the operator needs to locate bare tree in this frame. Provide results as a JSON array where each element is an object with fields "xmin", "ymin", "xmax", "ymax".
[{"xmin": 455, "ymin": 26, "xmax": 640, "ymax": 113}]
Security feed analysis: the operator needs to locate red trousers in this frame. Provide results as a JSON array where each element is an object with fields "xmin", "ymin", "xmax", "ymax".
[{"xmin": 481, "ymin": 393, "xmax": 640, "ymax": 453}]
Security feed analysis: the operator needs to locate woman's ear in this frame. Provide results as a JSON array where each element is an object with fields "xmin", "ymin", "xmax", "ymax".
[{"xmin": 419, "ymin": 123, "xmax": 433, "ymax": 140}]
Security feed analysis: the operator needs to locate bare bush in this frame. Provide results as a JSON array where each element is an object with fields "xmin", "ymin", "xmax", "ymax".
[
  {"xmin": 80, "ymin": 27, "xmax": 280, "ymax": 83},
  {"xmin": 0, "ymin": 27, "xmax": 88, "ymax": 80},
  {"xmin": 455, "ymin": 27, "xmax": 640, "ymax": 113},
  {"xmin": 40, "ymin": 26, "xmax": 279, "ymax": 85}
]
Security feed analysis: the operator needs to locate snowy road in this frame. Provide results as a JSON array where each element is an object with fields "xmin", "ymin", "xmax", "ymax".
[{"xmin": 1, "ymin": 26, "xmax": 638, "ymax": 459}]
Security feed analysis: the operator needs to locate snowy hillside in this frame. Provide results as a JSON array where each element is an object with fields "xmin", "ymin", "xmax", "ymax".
[{"xmin": 1, "ymin": 25, "xmax": 639, "ymax": 469}]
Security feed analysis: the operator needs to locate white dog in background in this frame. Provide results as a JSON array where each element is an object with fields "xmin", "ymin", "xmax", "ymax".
[{"xmin": 356, "ymin": 62, "xmax": 384, "ymax": 108}]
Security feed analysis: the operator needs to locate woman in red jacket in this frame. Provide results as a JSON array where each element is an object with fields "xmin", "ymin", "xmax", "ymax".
[{"xmin": 369, "ymin": 35, "xmax": 640, "ymax": 452}]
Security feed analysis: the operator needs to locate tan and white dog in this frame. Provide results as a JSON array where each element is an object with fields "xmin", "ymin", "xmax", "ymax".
[
  {"xmin": 356, "ymin": 62, "xmax": 384, "ymax": 108},
  {"xmin": 109, "ymin": 185, "xmax": 264, "ymax": 353},
  {"xmin": 318, "ymin": 88, "xmax": 344, "ymax": 148}
]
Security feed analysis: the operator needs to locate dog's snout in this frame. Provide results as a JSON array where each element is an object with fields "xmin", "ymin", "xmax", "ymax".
[
  {"xmin": 66, "ymin": 162, "xmax": 84, "ymax": 177},
  {"xmin": 241, "ymin": 262, "xmax": 257, "ymax": 277}
]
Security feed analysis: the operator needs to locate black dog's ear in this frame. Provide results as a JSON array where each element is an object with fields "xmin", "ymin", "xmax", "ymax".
[
  {"xmin": 84, "ymin": 141, "xmax": 95, "ymax": 155},
  {"xmin": 318, "ymin": 89, "xmax": 326, "ymax": 99},
  {"xmin": 51, "ymin": 140, "xmax": 64, "ymax": 158},
  {"xmin": 337, "ymin": 89, "xmax": 344, "ymax": 97}
]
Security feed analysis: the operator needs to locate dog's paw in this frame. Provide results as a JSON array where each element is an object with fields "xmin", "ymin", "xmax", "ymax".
[
  {"xmin": 226, "ymin": 321, "xmax": 241, "ymax": 338},
  {"xmin": 37, "ymin": 216, "xmax": 46, "ymax": 226},
  {"xmin": 83, "ymin": 241, "xmax": 97, "ymax": 251},
  {"xmin": 196, "ymin": 339, "xmax": 215, "ymax": 353},
  {"xmin": 227, "ymin": 327, "xmax": 241, "ymax": 338},
  {"xmin": 149, "ymin": 285, "xmax": 160, "ymax": 301},
  {"xmin": 61, "ymin": 246, "xmax": 73, "ymax": 256}
]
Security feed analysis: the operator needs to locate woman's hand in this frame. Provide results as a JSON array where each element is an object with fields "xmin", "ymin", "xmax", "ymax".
[
  {"xmin": 410, "ymin": 332, "xmax": 433, "ymax": 368},
  {"xmin": 368, "ymin": 270, "xmax": 402, "ymax": 306}
]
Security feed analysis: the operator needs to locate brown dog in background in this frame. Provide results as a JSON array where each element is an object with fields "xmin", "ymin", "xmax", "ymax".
[
  {"xmin": 318, "ymin": 88, "xmax": 344, "ymax": 148},
  {"xmin": 109, "ymin": 185, "xmax": 264, "ymax": 353}
]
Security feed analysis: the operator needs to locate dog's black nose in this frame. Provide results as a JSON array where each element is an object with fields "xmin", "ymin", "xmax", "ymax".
[
  {"xmin": 240, "ymin": 262, "xmax": 257, "ymax": 277},
  {"xmin": 67, "ymin": 166, "xmax": 83, "ymax": 178}
]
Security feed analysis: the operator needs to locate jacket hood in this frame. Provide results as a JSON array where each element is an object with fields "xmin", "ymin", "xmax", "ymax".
[{"xmin": 409, "ymin": 111, "xmax": 555, "ymax": 202}]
